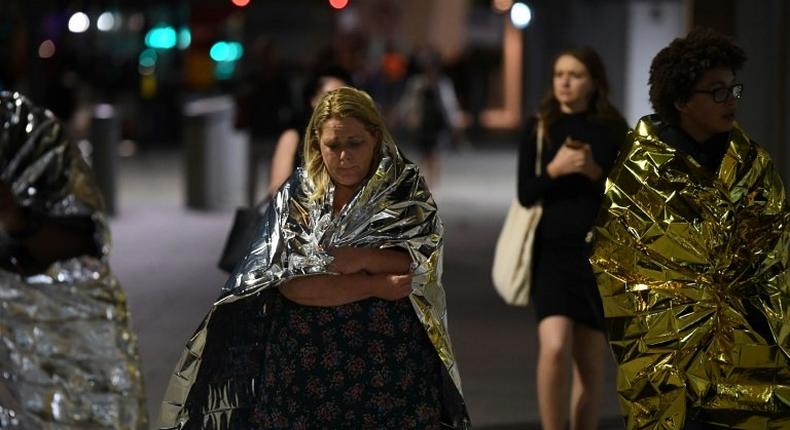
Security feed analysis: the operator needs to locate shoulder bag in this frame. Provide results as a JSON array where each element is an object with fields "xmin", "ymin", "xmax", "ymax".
[
  {"xmin": 491, "ymin": 121, "xmax": 545, "ymax": 306},
  {"xmin": 217, "ymin": 197, "xmax": 270, "ymax": 273}
]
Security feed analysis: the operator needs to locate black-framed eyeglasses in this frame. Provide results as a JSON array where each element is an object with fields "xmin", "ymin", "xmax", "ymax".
[{"xmin": 693, "ymin": 83, "xmax": 744, "ymax": 103}]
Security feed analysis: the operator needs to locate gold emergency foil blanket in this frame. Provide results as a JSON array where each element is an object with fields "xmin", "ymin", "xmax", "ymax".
[
  {"xmin": 158, "ymin": 142, "xmax": 470, "ymax": 429},
  {"xmin": 590, "ymin": 115, "xmax": 790, "ymax": 429},
  {"xmin": 0, "ymin": 92, "xmax": 147, "ymax": 428}
]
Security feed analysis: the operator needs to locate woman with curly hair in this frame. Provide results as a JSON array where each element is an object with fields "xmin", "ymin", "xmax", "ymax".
[{"xmin": 590, "ymin": 28, "xmax": 790, "ymax": 429}]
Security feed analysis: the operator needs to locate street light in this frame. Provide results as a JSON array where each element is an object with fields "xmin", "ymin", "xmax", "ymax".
[
  {"xmin": 68, "ymin": 12, "xmax": 90, "ymax": 33},
  {"xmin": 510, "ymin": 2, "xmax": 532, "ymax": 29},
  {"xmin": 329, "ymin": 0, "xmax": 349, "ymax": 10},
  {"xmin": 38, "ymin": 40, "xmax": 56, "ymax": 59},
  {"xmin": 97, "ymin": 12, "xmax": 115, "ymax": 32}
]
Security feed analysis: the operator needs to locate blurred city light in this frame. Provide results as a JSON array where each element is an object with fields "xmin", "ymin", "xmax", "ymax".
[
  {"xmin": 209, "ymin": 41, "xmax": 243, "ymax": 62},
  {"xmin": 97, "ymin": 12, "xmax": 115, "ymax": 32},
  {"xmin": 228, "ymin": 43, "xmax": 243, "ymax": 61},
  {"xmin": 209, "ymin": 42, "xmax": 229, "ymax": 62},
  {"xmin": 145, "ymin": 26, "xmax": 177, "ymax": 49},
  {"xmin": 68, "ymin": 12, "xmax": 90, "ymax": 33},
  {"xmin": 510, "ymin": 2, "xmax": 532, "ymax": 29},
  {"xmin": 112, "ymin": 13, "xmax": 123, "ymax": 31},
  {"xmin": 231, "ymin": 0, "xmax": 251, "ymax": 6},
  {"xmin": 177, "ymin": 28, "xmax": 192, "ymax": 50},
  {"xmin": 138, "ymin": 49, "xmax": 158, "ymax": 68},
  {"xmin": 492, "ymin": 0, "xmax": 514, "ymax": 13},
  {"xmin": 214, "ymin": 61, "xmax": 236, "ymax": 80},
  {"xmin": 140, "ymin": 74, "xmax": 156, "ymax": 98},
  {"xmin": 329, "ymin": 0, "xmax": 349, "ymax": 10},
  {"xmin": 38, "ymin": 40, "xmax": 56, "ymax": 59}
]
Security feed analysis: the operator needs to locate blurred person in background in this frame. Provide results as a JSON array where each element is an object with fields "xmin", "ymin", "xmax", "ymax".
[
  {"xmin": 266, "ymin": 66, "xmax": 351, "ymax": 197},
  {"xmin": 0, "ymin": 92, "xmax": 147, "ymax": 428},
  {"xmin": 234, "ymin": 37, "xmax": 294, "ymax": 204},
  {"xmin": 158, "ymin": 87, "xmax": 470, "ymax": 429},
  {"xmin": 376, "ymin": 41, "xmax": 409, "ymax": 120},
  {"xmin": 397, "ymin": 46, "xmax": 463, "ymax": 186},
  {"xmin": 517, "ymin": 47, "xmax": 628, "ymax": 430},
  {"xmin": 591, "ymin": 28, "xmax": 790, "ymax": 429}
]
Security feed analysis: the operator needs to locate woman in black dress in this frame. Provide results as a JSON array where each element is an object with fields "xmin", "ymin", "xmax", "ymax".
[{"xmin": 517, "ymin": 47, "xmax": 628, "ymax": 430}]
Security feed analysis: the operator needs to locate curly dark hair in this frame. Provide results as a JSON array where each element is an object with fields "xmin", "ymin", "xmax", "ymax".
[{"xmin": 649, "ymin": 27, "xmax": 746, "ymax": 125}]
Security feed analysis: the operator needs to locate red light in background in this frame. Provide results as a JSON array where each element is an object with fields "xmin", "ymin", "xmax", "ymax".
[
  {"xmin": 232, "ymin": 0, "xmax": 250, "ymax": 7},
  {"xmin": 329, "ymin": 0, "xmax": 349, "ymax": 9}
]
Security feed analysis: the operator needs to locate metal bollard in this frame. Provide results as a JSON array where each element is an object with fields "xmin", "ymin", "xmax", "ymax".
[
  {"xmin": 182, "ymin": 96, "xmax": 248, "ymax": 210},
  {"xmin": 90, "ymin": 104, "xmax": 119, "ymax": 215}
]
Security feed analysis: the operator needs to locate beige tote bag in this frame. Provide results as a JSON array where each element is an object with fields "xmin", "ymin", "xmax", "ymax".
[{"xmin": 492, "ymin": 121, "xmax": 544, "ymax": 306}]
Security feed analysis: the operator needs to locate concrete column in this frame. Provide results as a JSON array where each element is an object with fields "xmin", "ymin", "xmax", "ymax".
[
  {"xmin": 688, "ymin": 0, "xmax": 735, "ymax": 34},
  {"xmin": 734, "ymin": 0, "xmax": 790, "ymax": 186},
  {"xmin": 623, "ymin": 1, "xmax": 684, "ymax": 125},
  {"xmin": 522, "ymin": 0, "xmax": 628, "ymax": 118}
]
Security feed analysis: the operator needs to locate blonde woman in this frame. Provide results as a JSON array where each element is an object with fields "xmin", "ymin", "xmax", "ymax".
[{"xmin": 159, "ymin": 87, "xmax": 470, "ymax": 429}]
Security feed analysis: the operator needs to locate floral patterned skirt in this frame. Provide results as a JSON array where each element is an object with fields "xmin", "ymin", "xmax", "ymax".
[{"xmin": 250, "ymin": 294, "xmax": 443, "ymax": 429}]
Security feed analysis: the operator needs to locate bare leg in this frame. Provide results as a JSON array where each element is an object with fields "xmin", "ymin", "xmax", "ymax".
[
  {"xmin": 422, "ymin": 151, "xmax": 438, "ymax": 187},
  {"xmin": 537, "ymin": 315, "xmax": 574, "ymax": 430},
  {"xmin": 570, "ymin": 323, "xmax": 607, "ymax": 430}
]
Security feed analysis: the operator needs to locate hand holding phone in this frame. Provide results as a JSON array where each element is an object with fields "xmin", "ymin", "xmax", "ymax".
[{"xmin": 563, "ymin": 137, "xmax": 586, "ymax": 149}]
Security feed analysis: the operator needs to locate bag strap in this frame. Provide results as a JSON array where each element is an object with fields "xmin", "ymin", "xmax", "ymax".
[{"xmin": 535, "ymin": 119, "xmax": 545, "ymax": 176}]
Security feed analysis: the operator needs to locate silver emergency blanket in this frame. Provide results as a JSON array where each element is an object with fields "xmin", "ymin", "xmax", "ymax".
[
  {"xmin": 0, "ymin": 92, "xmax": 147, "ymax": 429},
  {"xmin": 158, "ymin": 141, "xmax": 470, "ymax": 429}
]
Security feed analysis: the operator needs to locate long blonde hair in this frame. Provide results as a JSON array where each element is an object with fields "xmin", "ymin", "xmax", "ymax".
[{"xmin": 302, "ymin": 87, "xmax": 398, "ymax": 202}]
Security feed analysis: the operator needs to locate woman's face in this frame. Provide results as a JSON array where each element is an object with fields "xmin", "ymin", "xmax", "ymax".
[
  {"xmin": 553, "ymin": 54, "xmax": 595, "ymax": 113},
  {"xmin": 319, "ymin": 116, "xmax": 378, "ymax": 190},
  {"xmin": 677, "ymin": 67, "xmax": 738, "ymax": 140}
]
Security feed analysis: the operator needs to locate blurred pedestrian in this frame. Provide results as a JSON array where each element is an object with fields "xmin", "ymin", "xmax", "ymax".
[
  {"xmin": 397, "ymin": 47, "xmax": 463, "ymax": 186},
  {"xmin": 234, "ymin": 37, "xmax": 294, "ymax": 204},
  {"xmin": 377, "ymin": 41, "xmax": 409, "ymax": 118},
  {"xmin": 159, "ymin": 87, "xmax": 470, "ymax": 429},
  {"xmin": 517, "ymin": 47, "xmax": 628, "ymax": 430},
  {"xmin": 591, "ymin": 28, "xmax": 790, "ymax": 429},
  {"xmin": 0, "ymin": 92, "xmax": 147, "ymax": 428}
]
